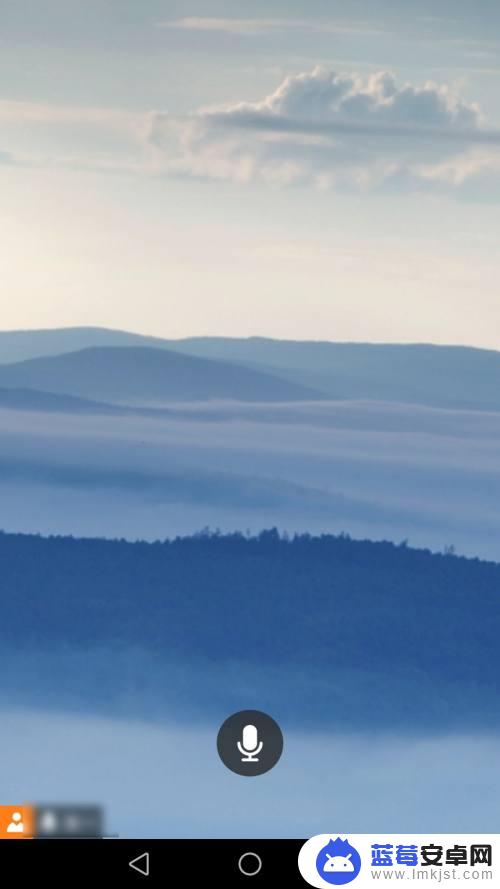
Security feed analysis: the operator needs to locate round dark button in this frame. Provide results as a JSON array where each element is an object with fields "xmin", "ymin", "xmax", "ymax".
[{"xmin": 217, "ymin": 710, "xmax": 284, "ymax": 776}]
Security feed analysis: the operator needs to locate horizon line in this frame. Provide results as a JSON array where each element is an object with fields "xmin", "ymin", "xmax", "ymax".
[{"xmin": 0, "ymin": 324, "xmax": 498, "ymax": 354}]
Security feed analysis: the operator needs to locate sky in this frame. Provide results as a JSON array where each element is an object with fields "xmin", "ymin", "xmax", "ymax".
[{"xmin": 1, "ymin": 1, "xmax": 500, "ymax": 346}]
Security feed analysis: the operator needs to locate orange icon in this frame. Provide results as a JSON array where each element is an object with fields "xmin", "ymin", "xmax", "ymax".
[{"xmin": 0, "ymin": 805, "xmax": 34, "ymax": 839}]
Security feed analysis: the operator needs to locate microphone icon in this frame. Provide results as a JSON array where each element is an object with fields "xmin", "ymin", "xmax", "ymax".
[
  {"xmin": 237, "ymin": 724, "xmax": 264, "ymax": 762},
  {"xmin": 217, "ymin": 710, "xmax": 283, "ymax": 775}
]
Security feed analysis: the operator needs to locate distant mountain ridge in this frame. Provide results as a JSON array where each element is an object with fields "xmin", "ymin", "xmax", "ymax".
[
  {"xmin": 167, "ymin": 336, "xmax": 500, "ymax": 412},
  {"xmin": 0, "ymin": 326, "xmax": 169, "ymax": 365},
  {"xmin": 1, "ymin": 327, "xmax": 500, "ymax": 410},
  {"xmin": 0, "ymin": 387, "xmax": 125, "ymax": 415},
  {"xmin": 0, "ymin": 345, "xmax": 323, "ymax": 405}
]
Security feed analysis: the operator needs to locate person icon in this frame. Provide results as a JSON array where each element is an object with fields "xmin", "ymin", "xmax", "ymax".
[{"xmin": 7, "ymin": 812, "xmax": 24, "ymax": 833}]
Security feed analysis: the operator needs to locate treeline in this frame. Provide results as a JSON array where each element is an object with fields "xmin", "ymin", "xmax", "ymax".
[{"xmin": 0, "ymin": 529, "xmax": 499, "ymax": 729}]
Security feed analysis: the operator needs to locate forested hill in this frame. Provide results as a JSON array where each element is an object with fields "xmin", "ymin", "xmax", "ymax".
[{"xmin": 1, "ymin": 530, "xmax": 499, "ymax": 729}]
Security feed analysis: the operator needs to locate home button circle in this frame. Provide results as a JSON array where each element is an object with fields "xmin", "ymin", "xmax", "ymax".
[{"xmin": 238, "ymin": 852, "xmax": 263, "ymax": 876}]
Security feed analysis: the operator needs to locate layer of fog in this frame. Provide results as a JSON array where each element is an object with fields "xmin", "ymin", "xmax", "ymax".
[
  {"xmin": 0, "ymin": 646, "xmax": 494, "ymax": 734},
  {"xmin": 1, "ymin": 708, "xmax": 498, "ymax": 837},
  {"xmin": 0, "ymin": 400, "xmax": 499, "ymax": 559}
]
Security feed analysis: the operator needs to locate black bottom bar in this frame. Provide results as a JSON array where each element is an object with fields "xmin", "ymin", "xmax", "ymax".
[{"xmin": 0, "ymin": 839, "xmax": 306, "ymax": 886}]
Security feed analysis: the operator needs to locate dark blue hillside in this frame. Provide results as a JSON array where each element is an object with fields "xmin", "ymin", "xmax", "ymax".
[
  {"xmin": 0, "ymin": 530, "xmax": 498, "ymax": 729},
  {"xmin": 0, "ymin": 347, "xmax": 323, "ymax": 405}
]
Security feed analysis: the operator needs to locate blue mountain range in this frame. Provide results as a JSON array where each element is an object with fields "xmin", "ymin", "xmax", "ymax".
[
  {"xmin": 1, "ymin": 529, "xmax": 498, "ymax": 731},
  {"xmin": 1, "ymin": 326, "xmax": 500, "ymax": 409}
]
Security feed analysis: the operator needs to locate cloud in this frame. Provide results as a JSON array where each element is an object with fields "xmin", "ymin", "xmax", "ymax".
[
  {"xmin": 159, "ymin": 17, "xmax": 383, "ymax": 37},
  {"xmin": 0, "ymin": 99, "xmax": 148, "ymax": 173},
  {"xmin": 150, "ymin": 66, "xmax": 500, "ymax": 193},
  {"xmin": 1, "ymin": 69, "xmax": 499, "ymax": 197}
]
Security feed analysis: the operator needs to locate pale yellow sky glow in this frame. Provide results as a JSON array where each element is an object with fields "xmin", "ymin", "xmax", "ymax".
[
  {"xmin": 1, "ymin": 163, "xmax": 499, "ymax": 347},
  {"xmin": 1, "ymin": 1, "xmax": 500, "ymax": 347}
]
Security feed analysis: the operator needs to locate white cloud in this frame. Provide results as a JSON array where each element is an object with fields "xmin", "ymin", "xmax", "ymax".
[
  {"xmin": 159, "ymin": 18, "xmax": 383, "ymax": 37},
  {"xmin": 2, "ymin": 70, "xmax": 499, "ymax": 197},
  {"xmin": 150, "ymin": 66, "xmax": 500, "ymax": 193}
]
